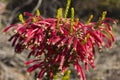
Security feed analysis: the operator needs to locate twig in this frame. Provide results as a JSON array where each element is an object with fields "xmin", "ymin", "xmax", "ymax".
[{"xmin": 32, "ymin": 0, "xmax": 42, "ymax": 13}]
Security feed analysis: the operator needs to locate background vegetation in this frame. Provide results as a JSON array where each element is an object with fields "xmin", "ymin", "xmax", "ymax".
[{"xmin": 1, "ymin": 0, "xmax": 120, "ymax": 26}]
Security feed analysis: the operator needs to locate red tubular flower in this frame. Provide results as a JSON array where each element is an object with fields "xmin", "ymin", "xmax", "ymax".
[
  {"xmin": 3, "ymin": 11, "xmax": 115, "ymax": 80},
  {"xmin": 59, "ymin": 47, "xmax": 68, "ymax": 70},
  {"xmin": 25, "ymin": 59, "xmax": 41, "ymax": 65},
  {"xmin": 38, "ymin": 68, "xmax": 46, "ymax": 80},
  {"xmin": 73, "ymin": 38, "xmax": 78, "ymax": 51},
  {"xmin": 3, "ymin": 24, "xmax": 17, "ymax": 32},
  {"xmin": 67, "ymin": 36, "xmax": 74, "ymax": 48},
  {"xmin": 74, "ymin": 60, "xmax": 86, "ymax": 80},
  {"xmin": 27, "ymin": 62, "xmax": 44, "ymax": 73}
]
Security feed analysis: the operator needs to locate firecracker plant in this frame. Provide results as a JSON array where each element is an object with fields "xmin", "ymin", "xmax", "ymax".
[{"xmin": 3, "ymin": 0, "xmax": 115, "ymax": 80}]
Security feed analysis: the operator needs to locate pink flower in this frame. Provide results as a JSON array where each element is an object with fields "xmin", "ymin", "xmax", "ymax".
[{"xmin": 3, "ymin": 11, "xmax": 115, "ymax": 80}]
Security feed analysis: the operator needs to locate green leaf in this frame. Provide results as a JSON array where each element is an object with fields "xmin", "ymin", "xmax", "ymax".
[
  {"xmin": 64, "ymin": 0, "xmax": 71, "ymax": 18},
  {"xmin": 62, "ymin": 69, "xmax": 71, "ymax": 80},
  {"xmin": 70, "ymin": 7, "xmax": 74, "ymax": 35},
  {"xmin": 36, "ymin": 9, "xmax": 40, "ymax": 16},
  {"xmin": 19, "ymin": 13, "xmax": 25, "ymax": 24}
]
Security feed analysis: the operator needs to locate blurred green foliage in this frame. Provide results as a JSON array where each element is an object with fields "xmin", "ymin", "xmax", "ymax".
[
  {"xmin": 62, "ymin": 70, "xmax": 71, "ymax": 80},
  {"xmin": 0, "ymin": 0, "xmax": 8, "ymax": 2},
  {"xmin": 106, "ymin": 0, "xmax": 120, "ymax": 7}
]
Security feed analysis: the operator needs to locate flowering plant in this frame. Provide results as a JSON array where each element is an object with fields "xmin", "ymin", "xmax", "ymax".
[{"xmin": 3, "ymin": 0, "xmax": 115, "ymax": 80}]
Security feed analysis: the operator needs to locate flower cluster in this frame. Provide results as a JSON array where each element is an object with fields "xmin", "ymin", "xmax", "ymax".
[{"xmin": 3, "ymin": 1, "xmax": 115, "ymax": 79}]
